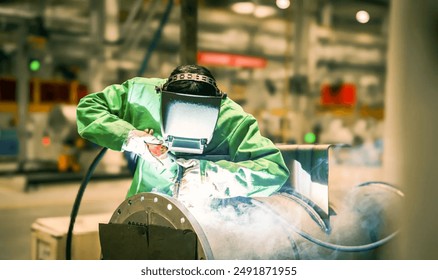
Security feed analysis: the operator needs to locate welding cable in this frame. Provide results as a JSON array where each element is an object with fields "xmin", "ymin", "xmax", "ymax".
[
  {"xmin": 66, "ymin": 147, "xmax": 108, "ymax": 260},
  {"xmin": 354, "ymin": 181, "xmax": 405, "ymax": 198},
  {"xmin": 137, "ymin": 0, "xmax": 173, "ymax": 76},
  {"xmin": 277, "ymin": 226, "xmax": 301, "ymax": 260},
  {"xmin": 275, "ymin": 217, "xmax": 302, "ymax": 260},
  {"xmin": 249, "ymin": 198, "xmax": 399, "ymax": 253},
  {"xmin": 279, "ymin": 192, "xmax": 330, "ymax": 232}
]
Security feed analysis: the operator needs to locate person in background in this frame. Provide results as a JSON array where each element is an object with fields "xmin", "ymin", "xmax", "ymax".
[{"xmin": 76, "ymin": 64, "xmax": 289, "ymax": 207}]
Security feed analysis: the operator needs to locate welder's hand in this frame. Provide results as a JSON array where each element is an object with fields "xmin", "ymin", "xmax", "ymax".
[
  {"xmin": 143, "ymin": 129, "xmax": 168, "ymax": 158},
  {"xmin": 123, "ymin": 129, "xmax": 147, "ymax": 152},
  {"xmin": 122, "ymin": 129, "xmax": 169, "ymax": 166}
]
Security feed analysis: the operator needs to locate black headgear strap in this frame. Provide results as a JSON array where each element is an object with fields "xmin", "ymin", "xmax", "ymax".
[{"xmin": 160, "ymin": 73, "xmax": 225, "ymax": 97}]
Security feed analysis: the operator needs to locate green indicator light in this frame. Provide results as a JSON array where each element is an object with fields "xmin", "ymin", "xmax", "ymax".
[
  {"xmin": 304, "ymin": 132, "xmax": 316, "ymax": 144},
  {"xmin": 29, "ymin": 60, "xmax": 41, "ymax": 71}
]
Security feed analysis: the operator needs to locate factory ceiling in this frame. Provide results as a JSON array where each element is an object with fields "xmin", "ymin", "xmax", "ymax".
[{"xmin": 0, "ymin": 0, "xmax": 390, "ymax": 74}]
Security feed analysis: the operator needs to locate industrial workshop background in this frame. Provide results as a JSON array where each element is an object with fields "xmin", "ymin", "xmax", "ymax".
[{"xmin": 0, "ymin": 0, "xmax": 437, "ymax": 260}]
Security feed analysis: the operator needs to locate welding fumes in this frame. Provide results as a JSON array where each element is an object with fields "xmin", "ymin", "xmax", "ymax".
[
  {"xmin": 102, "ymin": 176, "xmax": 403, "ymax": 260},
  {"xmin": 98, "ymin": 144, "xmax": 404, "ymax": 260}
]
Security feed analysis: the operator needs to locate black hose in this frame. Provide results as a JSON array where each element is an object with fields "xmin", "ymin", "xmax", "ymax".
[
  {"xmin": 66, "ymin": 147, "xmax": 108, "ymax": 260},
  {"xmin": 137, "ymin": 0, "xmax": 173, "ymax": 76},
  {"xmin": 355, "ymin": 180, "xmax": 405, "ymax": 198},
  {"xmin": 269, "ymin": 180, "xmax": 404, "ymax": 253}
]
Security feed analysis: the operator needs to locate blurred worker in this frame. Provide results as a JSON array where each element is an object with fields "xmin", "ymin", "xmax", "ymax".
[{"xmin": 76, "ymin": 65, "xmax": 289, "ymax": 204}]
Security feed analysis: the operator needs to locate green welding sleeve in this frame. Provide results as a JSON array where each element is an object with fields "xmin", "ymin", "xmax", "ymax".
[
  {"xmin": 76, "ymin": 81, "xmax": 136, "ymax": 151},
  {"xmin": 204, "ymin": 115, "xmax": 290, "ymax": 197}
]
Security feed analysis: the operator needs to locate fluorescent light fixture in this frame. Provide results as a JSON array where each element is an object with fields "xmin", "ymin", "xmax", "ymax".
[{"xmin": 231, "ymin": 1, "xmax": 277, "ymax": 18}]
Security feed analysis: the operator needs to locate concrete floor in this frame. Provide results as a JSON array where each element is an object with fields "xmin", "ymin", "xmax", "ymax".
[{"xmin": 0, "ymin": 174, "xmax": 130, "ymax": 260}]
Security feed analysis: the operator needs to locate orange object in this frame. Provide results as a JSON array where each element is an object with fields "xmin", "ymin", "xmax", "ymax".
[
  {"xmin": 321, "ymin": 83, "xmax": 356, "ymax": 106},
  {"xmin": 148, "ymin": 144, "xmax": 168, "ymax": 157},
  {"xmin": 58, "ymin": 154, "xmax": 70, "ymax": 172}
]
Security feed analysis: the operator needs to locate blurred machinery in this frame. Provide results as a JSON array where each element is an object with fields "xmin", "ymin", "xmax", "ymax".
[
  {"xmin": 46, "ymin": 104, "xmax": 83, "ymax": 172},
  {"xmin": 98, "ymin": 144, "xmax": 403, "ymax": 260},
  {"xmin": 0, "ymin": 128, "xmax": 19, "ymax": 160},
  {"xmin": 22, "ymin": 104, "xmax": 129, "ymax": 189}
]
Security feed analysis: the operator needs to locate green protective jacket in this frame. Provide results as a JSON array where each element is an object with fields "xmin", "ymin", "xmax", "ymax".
[{"xmin": 76, "ymin": 77, "xmax": 290, "ymax": 199}]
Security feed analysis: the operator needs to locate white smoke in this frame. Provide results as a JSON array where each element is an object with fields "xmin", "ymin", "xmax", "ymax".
[
  {"xmin": 184, "ymin": 199, "xmax": 298, "ymax": 260},
  {"xmin": 172, "ymin": 147, "xmax": 402, "ymax": 259},
  {"xmin": 174, "ymin": 166, "xmax": 295, "ymax": 259}
]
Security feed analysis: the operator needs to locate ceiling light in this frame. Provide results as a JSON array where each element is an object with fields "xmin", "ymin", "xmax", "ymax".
[
  {"xmin": 356, "ymin": 10, "xmax": 370, "ymax": 24},
  {"xmin": 231, "ymin": 2, "xmax": 277, "ymax": 18},
  {"xmin": 231, "ymin": 2, "xmax": 255, "ymax": 15},
  {"xmin": 254, "ymin": 6, "xmax": 277, "ymax": 18},
  {"xmin": 276, "ymin": 0, "xmax": 291, "ymax": 10}
]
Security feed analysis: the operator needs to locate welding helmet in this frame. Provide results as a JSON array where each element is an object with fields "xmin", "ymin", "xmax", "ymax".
[{"xmin": 156, "ymin": 72, "xmax": 226, "ymax": 155}]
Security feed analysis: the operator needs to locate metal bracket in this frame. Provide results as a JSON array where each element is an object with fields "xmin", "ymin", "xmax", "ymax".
[{"xmin": 276, "ymin": 144, "xmax": 346, "ymax": 224}]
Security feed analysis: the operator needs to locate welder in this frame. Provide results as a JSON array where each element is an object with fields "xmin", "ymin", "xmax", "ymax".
[{"xmin": 76, "ymin": 65, "xmax": 289, "ymax": 205}]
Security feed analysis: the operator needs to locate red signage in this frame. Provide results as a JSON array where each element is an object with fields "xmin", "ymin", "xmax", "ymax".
[
  {"xmin": 321, "ymin": 83, "xmax": 356, "ymax": 106},
  {"xmin": 197, "ymin": 51, "xmax": 267, "ymax": 68}
]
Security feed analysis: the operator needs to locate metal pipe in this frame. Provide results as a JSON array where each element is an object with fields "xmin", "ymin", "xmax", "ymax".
[
  {"xmin": 137, "ymin": 0, "xmax": 173, "ymax": 76},
  {"xmin": 119, "ymin": 0, "xmax": 161, "ymax": 57},
  {"xmin": 16, "ymin": 21, "xmax": 29, "ymax": 171},
  {"xmin": 104, "ymin": 182, "xmax": 403, "ymax": 260}
]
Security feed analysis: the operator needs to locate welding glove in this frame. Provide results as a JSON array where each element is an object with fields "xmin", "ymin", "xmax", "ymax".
[{"xmin": 122, "ymin": 129, "xmax": 174, "ymax": 169}]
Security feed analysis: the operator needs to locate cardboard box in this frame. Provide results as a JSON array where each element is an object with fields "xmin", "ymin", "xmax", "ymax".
[{"xmin": 31, "ymin": 213, "xmax": 112, "ymax": 260}]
